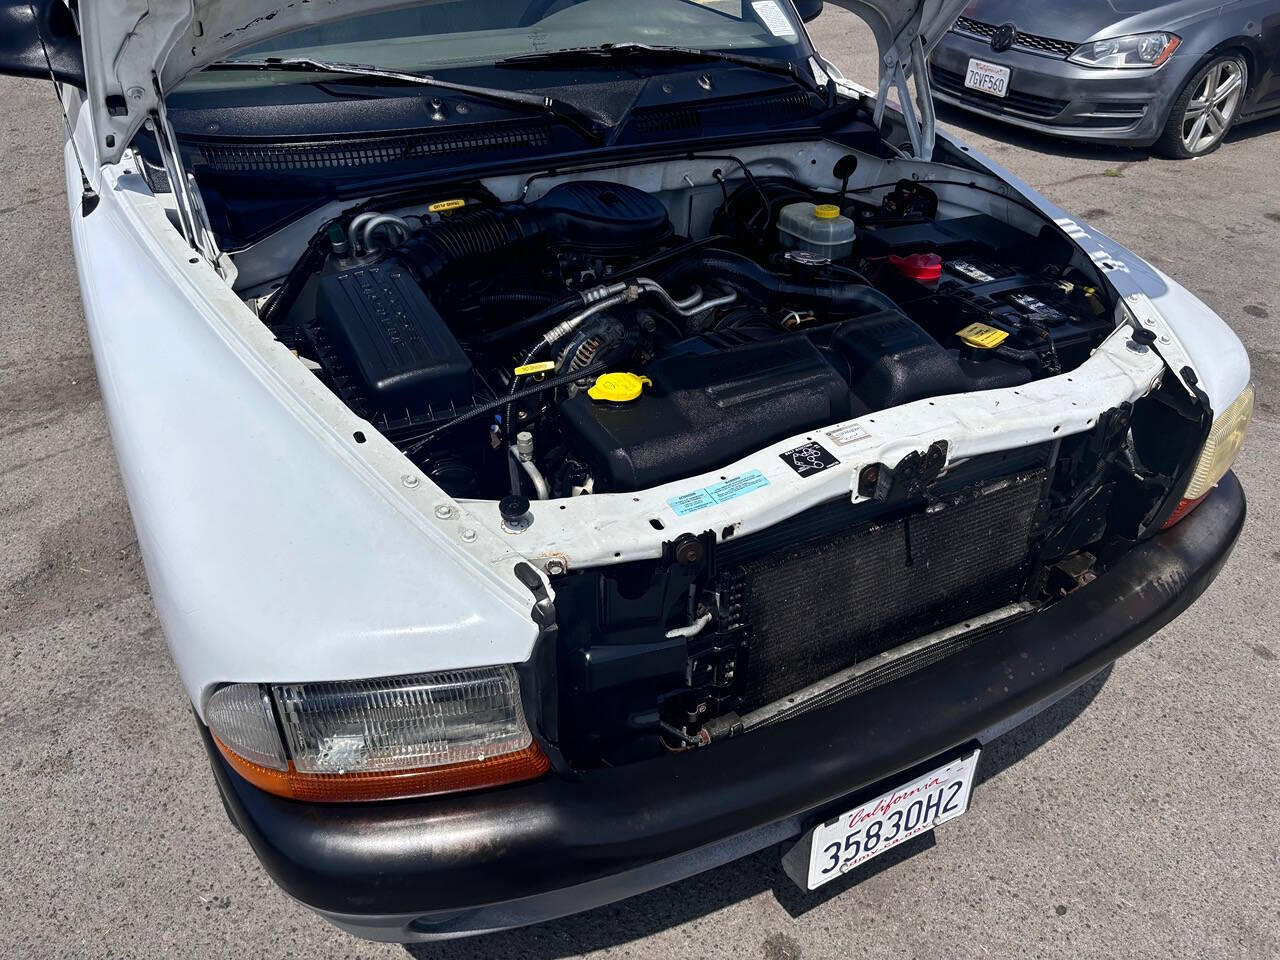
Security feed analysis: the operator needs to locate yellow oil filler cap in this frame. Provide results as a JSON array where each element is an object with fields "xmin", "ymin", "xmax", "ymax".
[
  {"xmin": 588, "ymin": 372, "xmax": 652, "ymax": 402},
  {"xmin": 813, "ymin": 204, "xmax": 842, "ymax": 220}
]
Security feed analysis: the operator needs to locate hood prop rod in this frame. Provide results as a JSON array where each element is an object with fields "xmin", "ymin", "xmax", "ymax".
[
  {"xmin": 148, "ymin": 78, "xmax": 225, "ymax": 276},
  {"xmin": 873, "ymin": 32, "xmax": 935, "ymax": 162}
]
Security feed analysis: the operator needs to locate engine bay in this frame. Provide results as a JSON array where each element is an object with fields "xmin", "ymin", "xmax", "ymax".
[{"xmin": 256, "ymin": 165, "xmax": 1118, "ymax": 503}]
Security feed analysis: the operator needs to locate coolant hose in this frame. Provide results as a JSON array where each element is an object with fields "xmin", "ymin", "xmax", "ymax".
[
  {"xmin": 661, "ymin": 249, "xmax": 899, "ymax": 317},
  {"xmin": 474, "ymin": 237, "xmax": 733, "ymax": 350}
]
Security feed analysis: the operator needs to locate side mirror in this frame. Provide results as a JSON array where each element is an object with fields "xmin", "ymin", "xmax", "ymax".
[
  {"xmin": 792, "ymin": 0, "xmax": 824, "ymax": 23},
  {"xmin": 0, "ymin": 0, "xmax": 84, "ymax": 87}
]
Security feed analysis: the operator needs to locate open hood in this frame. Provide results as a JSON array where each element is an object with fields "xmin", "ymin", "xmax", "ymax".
[
  {"xmin": 827, "ymin": 0, "xmax": 970, "ymax": 63},
  {"xmin": 80, "ymin": 0, "xmax": 436, "ymax": 164},
  {"xmin": 78, "ymin": 0, "xmax": 969, "ymax": 165},
  {"xmin": 825, "ymin": 0, "xmax": 971, "ymax": 159}
]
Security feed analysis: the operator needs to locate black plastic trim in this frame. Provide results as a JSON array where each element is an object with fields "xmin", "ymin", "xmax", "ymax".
[
  {"xmin": 0, "ymin": 0, "xmax": 84, "ymax": 87},
  {"xmin": 201, "ymin": 472, "xmax": 1244, "ymax": 923}
]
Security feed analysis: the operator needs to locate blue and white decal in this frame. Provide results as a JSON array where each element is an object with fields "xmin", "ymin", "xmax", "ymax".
[{"xmin": 668, "ymin": 470, "xmax": 771, "ymax": 516}]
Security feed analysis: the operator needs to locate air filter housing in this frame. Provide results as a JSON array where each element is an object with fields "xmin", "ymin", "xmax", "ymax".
[{"xmin": 313, "ymin": 259, "xmax": 473, "ymax": 413}]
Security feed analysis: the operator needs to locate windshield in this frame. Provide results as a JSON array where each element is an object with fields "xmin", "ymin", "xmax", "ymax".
[{"xmin": 205, "ymin": 0, "xmax": 811, "ymax": 78}]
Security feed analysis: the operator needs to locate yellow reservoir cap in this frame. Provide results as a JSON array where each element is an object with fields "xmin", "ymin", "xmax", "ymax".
[
  {"xmin": 814, "ymin": 204, "xmax": 842, "ymax": 220},
  {"xmin": 588, "ymin": 372, "xmax": 652, "ymax": 403},
  {"xmin": 957, "ymin": 322, "xmax": 1010, "ymax": 350}
]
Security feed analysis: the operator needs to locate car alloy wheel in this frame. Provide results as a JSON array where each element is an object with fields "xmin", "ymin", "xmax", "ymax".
[{"xmin": 1178, "ymin": 57, "xmax": 1247, "ymax": 155}]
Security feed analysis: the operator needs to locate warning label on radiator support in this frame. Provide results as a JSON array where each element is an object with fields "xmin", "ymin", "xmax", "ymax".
[
  {"xmin": 667, "ymin": 470, "xmax": 770, "ymax": 517},
  {"xmin": 780, "ymin": 442, "xmax": 840, "ymax": 477}
]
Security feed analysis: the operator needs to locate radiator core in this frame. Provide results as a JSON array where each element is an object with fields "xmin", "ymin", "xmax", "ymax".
[{"xmin": 735, "ymin": 469, "xmax": 1046, "ymax": 711}]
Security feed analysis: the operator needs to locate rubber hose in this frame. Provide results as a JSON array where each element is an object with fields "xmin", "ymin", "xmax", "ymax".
[
  {"xmin": 403, "ymin": 358, "xmax": 610, "ymax": 454},
  {"xmin": 405, "ymin": 207, "xmax": 543, "ymax": 284},
  {"xmin": 259, "ymin": 221, "xmax": 334, "ymax": 328},
  {"xmin": 474, "ymin": 293, "xmax": 589, "ymax": 349},
  {"xmin": 660, "ymin": 249, "xmax": 899, "ymax": 317}
]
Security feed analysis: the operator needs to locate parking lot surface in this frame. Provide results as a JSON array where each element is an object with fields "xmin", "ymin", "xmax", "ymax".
[{"xmin": 2, "ymin": 10, "xmax": 1278, "ymax": 959}]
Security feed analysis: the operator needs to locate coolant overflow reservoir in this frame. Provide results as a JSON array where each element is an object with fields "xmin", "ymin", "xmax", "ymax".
[{"xmin": 778, "ymin": 202, "xmax": 856, "ymax": 260}]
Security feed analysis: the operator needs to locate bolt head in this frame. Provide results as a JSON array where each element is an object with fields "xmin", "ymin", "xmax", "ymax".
[
  {"xmin": 460, "ymin": 528, "xmax": 477, "ymax": 543},
  {"xmin": 402, "ymin": 474, "xmax": 421, "ymax": 489},
  {"xmin": 434, "ymin": 504, "xmax": 455, "ymax": 520}
]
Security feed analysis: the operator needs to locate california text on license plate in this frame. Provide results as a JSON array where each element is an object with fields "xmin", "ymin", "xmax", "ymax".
[
  {"xmin": 964, "ymin": 58, "xmax": 1011, "ymax": 98},
  {"xmin": 805, "ymin": 750, "xmax": 980, "ymax": 889}
]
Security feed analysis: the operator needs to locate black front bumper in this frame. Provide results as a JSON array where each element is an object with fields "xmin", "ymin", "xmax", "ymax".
[{"xmin": 203, "ymin": 473, "xmax": 1245, "ymax": 942}]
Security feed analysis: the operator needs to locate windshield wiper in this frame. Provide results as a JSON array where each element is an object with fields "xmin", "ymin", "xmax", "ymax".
[
  {"xmin": 207, "ymin": 56, "xmax": 606, "ymax": 143},
  {"xmin": 497, "ymin": 43, "xmax": 820, "ymax": 94}
]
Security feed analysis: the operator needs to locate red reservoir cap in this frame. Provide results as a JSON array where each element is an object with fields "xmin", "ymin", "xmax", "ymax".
[{"xmin": 889, "ymin": 253, "xmax": 943, "ymax": 282}]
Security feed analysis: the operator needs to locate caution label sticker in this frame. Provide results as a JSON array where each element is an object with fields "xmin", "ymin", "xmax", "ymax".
[
  {"xmin": 668, "ymin": 470, "xmax": 770, "ymax": 517},
  {"xmin": 957, "ymin": 322, "xmax": 1010, "ymax": 350}
]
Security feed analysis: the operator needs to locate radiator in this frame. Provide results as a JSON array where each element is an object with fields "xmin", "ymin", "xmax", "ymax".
[{"xmin": 733, "ymin": 469, "xmax": 1047, "ymax": 711}]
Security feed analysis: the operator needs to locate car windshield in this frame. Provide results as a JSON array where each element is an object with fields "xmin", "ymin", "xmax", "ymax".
[{"xmin": 192, "ymin": 0, "xmax": 811, "ymax": 85}]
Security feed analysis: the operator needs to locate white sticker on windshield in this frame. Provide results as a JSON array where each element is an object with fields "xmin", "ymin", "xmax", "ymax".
[{"xmin": 751, "ymin": 0, "xmax": 798, "ymax": 38}]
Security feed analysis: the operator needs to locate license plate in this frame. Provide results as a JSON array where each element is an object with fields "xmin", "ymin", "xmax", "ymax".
[
  {"xmin": 805, "ymin": 750, "xmax": 980, "ymax": 890},
  {"xmin": 964, "ymin": 58, "xmax": 1011, "ymax": 98}
]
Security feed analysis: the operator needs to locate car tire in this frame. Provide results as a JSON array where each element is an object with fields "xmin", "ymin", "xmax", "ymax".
[{"xmin": 1154, "ymin": 53, "xmax": 1249, "ymax": 159}]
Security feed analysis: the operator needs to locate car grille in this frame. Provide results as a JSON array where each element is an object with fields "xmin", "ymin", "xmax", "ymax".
[
  {"xmin": 952, "ymin": 16, "xmax": 1077, "ymax": 58},
  {"xmin": 730, "ymin": 469, "xmax": 1047, "ymax": 712},
  {"xmin": 930, "ymin": 64, "xmax": 1070, "ymax": 120}
]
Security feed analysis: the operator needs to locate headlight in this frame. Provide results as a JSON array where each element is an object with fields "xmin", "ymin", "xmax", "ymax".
[
  {"xmin": 1068, "ymin": 32, "xmax": 1180, "ymax": 69},
  {"xmin": 1163, "ymin": 383, "xmax": 1254, "ymax": 528},
  {"xmin": 206, "ymin": 665, "xmax": 549, "ymax": 802}
]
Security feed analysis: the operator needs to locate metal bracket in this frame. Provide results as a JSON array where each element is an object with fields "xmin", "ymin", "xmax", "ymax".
[
  {"xmin": 1123, "ymin": 292, "xmax": 1199, "ymax": 401},
  {"xmin": 873, "ymin": 33, "xmax": 936, "ymax": 161}
]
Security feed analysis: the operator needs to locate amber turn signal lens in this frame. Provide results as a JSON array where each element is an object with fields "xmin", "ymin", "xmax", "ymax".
[
  {"xmin": 206, "ymin": 666, "xmax": 550, "ymax": 802},
  {"xmin": 212, "ymin": 733, "xmax": 550, "ymax": 802}
]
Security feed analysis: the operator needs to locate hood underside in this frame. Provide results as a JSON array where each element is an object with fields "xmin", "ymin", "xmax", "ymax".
[{"xmin": 79, "ymin": 0, "xmax": 968, "ymax": 164}]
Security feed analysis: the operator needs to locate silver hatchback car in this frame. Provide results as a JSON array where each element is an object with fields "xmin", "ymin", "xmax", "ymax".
[{"xmin": 929, "ymin": 0, "xmax": 1280, "ymax": 157}]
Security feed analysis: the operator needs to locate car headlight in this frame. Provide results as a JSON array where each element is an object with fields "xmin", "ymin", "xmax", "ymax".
[
  {"xmin": 1068, "ymin": 32, "xmax": 1180, "ymax": 69},
  {"xmin": 206, "ymin": 665, "xmax": 549, "ymax": 802},
  {"xmin": 1163, "ymin": 383, "xmax": 1254, "ymax": 528}
]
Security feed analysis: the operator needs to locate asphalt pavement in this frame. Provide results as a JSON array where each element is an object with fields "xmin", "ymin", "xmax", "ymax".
[{"xmin": 2, "ymin": 9, "xmax": 1278, "ymax": 959}]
